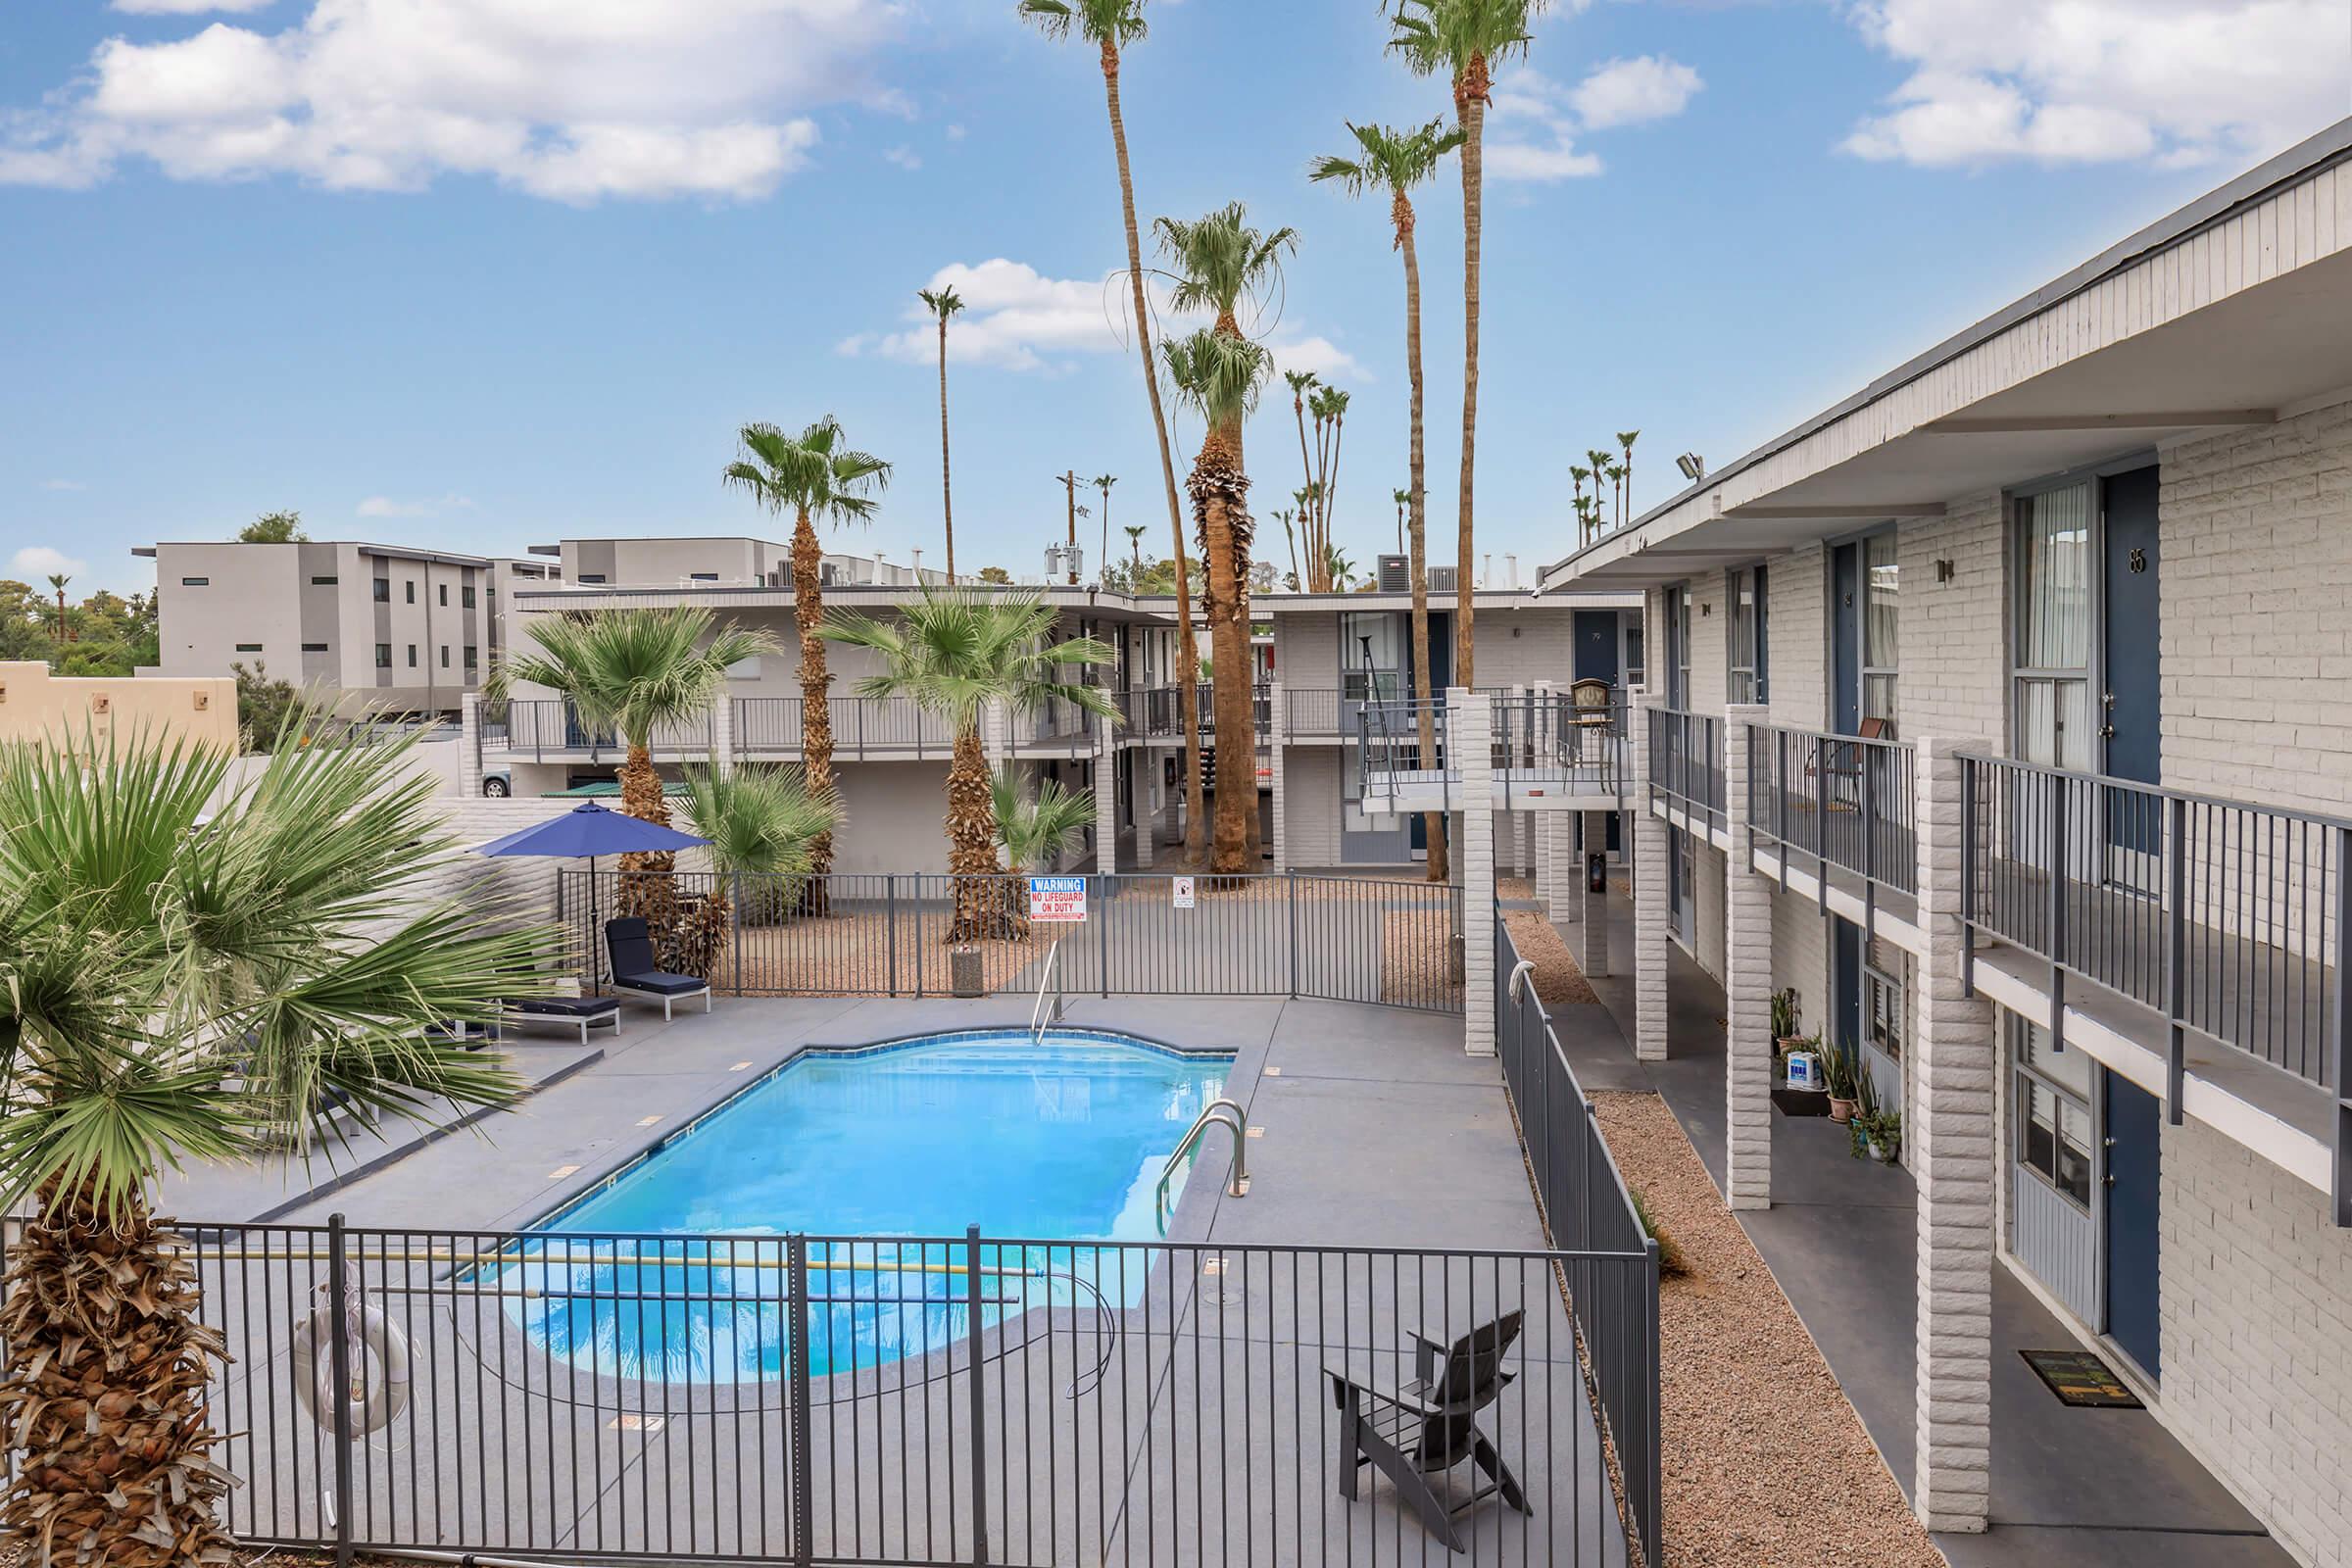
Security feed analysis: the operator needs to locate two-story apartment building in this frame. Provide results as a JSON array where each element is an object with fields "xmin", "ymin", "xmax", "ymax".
[
  {"xmin": 1521, "ymin": 119, "xmax": 2352, "ymax": 1565},
  {"xmin": 137, "ymin": 540, "xmax": 558, "ymax": 716}
]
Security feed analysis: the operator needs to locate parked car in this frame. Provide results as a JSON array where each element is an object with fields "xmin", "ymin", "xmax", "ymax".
[{"xmin": 482, "ymin": 768, "xmax": 513, "ymax": 798}]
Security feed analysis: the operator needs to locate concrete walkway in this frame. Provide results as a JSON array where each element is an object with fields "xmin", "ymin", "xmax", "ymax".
[{"xmin": 1571, "ymin": 891, "xmax": 2290, "ymax": 1567}]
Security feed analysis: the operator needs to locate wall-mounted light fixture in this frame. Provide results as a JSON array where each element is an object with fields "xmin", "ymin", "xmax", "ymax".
[
  {"xmin": 1675, "ymin": 453, "xmax": 1705, "ymax": 483},
  {"xmin": 1936, "ymin": 559, "xmax": 1956, "ymax": 584}
]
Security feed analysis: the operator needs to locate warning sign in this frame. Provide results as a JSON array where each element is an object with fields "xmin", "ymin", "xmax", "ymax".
[
  {"xmin": 1027, "ymin": 875, "xmax": 1088, "ymax": 922},
  {"xmin": 1172, "ymin": 875, "xmax": 1197, "ymax": 909}
]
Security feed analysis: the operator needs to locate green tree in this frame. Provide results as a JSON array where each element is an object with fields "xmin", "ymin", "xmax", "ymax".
[
  {"xmin": 916, "ymin": 286, "xmax": 967, "ymax": 583},
  {"xmin": 992, "ymin": 770, "xmax": 1097, "ymax": 879},
  {"xmin": 230, "ymin": 661, "xmax": 302, "ymax": 750},
  {"xmin": 1020, "ymin": 0, "xmax": 1207, "ymax": 868},
  {"xmin": 239, "ymin": 510, "xmax": 307, "ymax": 543},
  {"xmin": 976, "ymin": 564, "xmax": 1013, "ymax": 585},
  {"xmin": 1124, "ymin": 523, "xmax": 1148, "ymax": 578},
  {"xmin": 0, "ymin": 721, "xmax": 556, "ymax": 1567},
  {"xmin": 490, "ymin": 607, "xmax": 777, "ymax": 944},
  {"xmin": 1310, "ymin": 115, "xmax": 1462, "ymax": 881},
  {"xmin": 1388, "ymin": 0, "xmax": 1544, "ymax": 687},
  {"xmin": 1616, "ymin": 428, "xmax": 1640, "ymax": 528},
  {"xmin": 722, "ymin": 417, "xmax": 893, "ymax": 884},
  {"xmin": 821, "ymin": 587, "xmax": 1117, "ymax": 938},
  {"xmin": 671, "ymin": 762, "xmax": 842, "ymax": 969},
  {"xmin": 1282, "ymin": 370, "xmax": 1324, "ymax": 586},
  {"xmin": 1161, "ymin": 326, "xmax": 1273, "ymax": 874}
]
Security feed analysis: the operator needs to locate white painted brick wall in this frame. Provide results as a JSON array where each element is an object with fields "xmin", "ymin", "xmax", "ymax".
[
  {"xmin": 1477, "ymin": 611, "xmax": 1579, "ymax": 689},
  {"xmin": 1281, "ymin": 747, "xmax": 1343, "ymax": 868},
  {"xmin": 1767, "ymin": 543, "xmax": 1829, "ymax": 732},
  {"xmin": 1692, "ymin": 836, "xmax": 1728, "ymax": 981},
  {"xmin": 1455, "ymin": 689, "xmax": 1496, "ymax": 1056},
  {"xmin": 2161, "ymin": 1115, "xmax": 2352, "ymax": 1568},
  {"xmin": 1630, "ymin": 685, "xmax": 1669, "ymax": 1060},
  {"xmin": 1897, "ymin": 497, "xmax": 2008, "ymax": 744},
  {"xmin": 2160, "ymin": 398, "xmax": 2352, "ymax": 814},
  {"xmin": 1722, "ymin": 704, "xmax": 1774, "ymax": 1208},
  {"xmin": 1687, "ymin": 576, "xmax": 1731, "ymax": 715}
]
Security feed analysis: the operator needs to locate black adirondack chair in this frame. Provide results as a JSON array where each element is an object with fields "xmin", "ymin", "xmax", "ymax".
[{"xmin": 1328, "ymin": 1310, "xmax": 1533, "ymax": 1552}]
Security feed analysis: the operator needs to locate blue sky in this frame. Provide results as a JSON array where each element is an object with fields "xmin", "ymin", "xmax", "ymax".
[{"xmin": 2, "ymin": 0, "xmax": 2346, "ymax": 596}]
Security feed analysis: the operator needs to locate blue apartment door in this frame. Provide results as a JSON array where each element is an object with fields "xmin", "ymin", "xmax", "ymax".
[
  {"xmin": 1406, "ymin": 614, "xmax": 1453, "ymax": 855},
  {"xmin": 1833, "ymin": 916, "xmax": 1863, "ymax": 1062},
  {"xmin": 2102, "ymin": 466, "xmax": 2162, "ymax": 854},
  {"xmin": 1830, "ymin": 543, "xmax": 1862, "ymax": 735},
  {"xmin": 1574, "ymin": 611, "xmax": 1624, "ymax": 856},
  {"xmin": 2102, "ymin": 1069, "xmax": 2163, "ymax": 1379}
]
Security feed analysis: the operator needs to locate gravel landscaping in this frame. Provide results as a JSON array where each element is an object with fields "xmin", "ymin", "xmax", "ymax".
[{"xmin": 1591, "ymin": 1091, "xmax": 1945, "ymax": 1568}]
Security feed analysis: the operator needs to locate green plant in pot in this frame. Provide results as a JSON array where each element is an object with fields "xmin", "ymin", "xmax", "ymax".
[
  {"xmin": 1771, "ymin": 987, "xmax": 1802, "ymax": 1081},
  {"xmin": 1856, "ymin": 1105, "xmax": 1903, "ymax": 1163},
  {"xmin": 1819, "ymin": 1036, "xmax": 1862, "ymax": 1123}
]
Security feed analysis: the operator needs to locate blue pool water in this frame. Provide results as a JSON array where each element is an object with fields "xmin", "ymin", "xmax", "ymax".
[{"xmin": 501, "ymin": 1031, "xmax": 1231, "ymax": 1382}]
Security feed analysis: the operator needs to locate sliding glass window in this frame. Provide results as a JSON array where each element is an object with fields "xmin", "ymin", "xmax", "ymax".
[
  {"xmin": 2013, "ymin": 482, "xmax": 2092, "ymax": 769},
  {"xmin": 1728, "ymin": 565, "xmax": 1767, "ymax": 705},
  {"xmin": 1340, "ymin": 611, "xmax": 1404, "ymax": 704},
  {"xmin": 2010, "ymin": 1012, "xmax": 2092, "ymax": 1209},
  {"xmin": 1862, "ymin": 534, "xmax": 1898, "ymax": 724}
]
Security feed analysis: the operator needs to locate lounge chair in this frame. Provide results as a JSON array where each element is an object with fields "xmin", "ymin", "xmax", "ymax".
[
  {"xmin": 1328, "ymin": 1310, "xmax": 1532, "ymax": 1552},
  {"xmin": 604, "ymin": 917, "xmax": 713, "ymax": 1019},
  {"xmin": 502, "ymin": 994, "xmax": 622, "ymax": 1045}
]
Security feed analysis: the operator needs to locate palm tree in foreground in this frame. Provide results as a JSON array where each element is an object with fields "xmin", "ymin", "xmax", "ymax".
[
  {"xmin": 1019, "ymin": 0, "xmax": 1207, "ymax": 868},
  {"xmin": 1389, "ymin": 0, "xmax": 1544, "ymax": 689},
  {"xmin": 1162, "ymin": 326, "xmax": 1272, "ymax": 875},
  {"xmin": 0, "ymin": 722, "xmax": 556, "ymax": 1567},
  {"xmin": 1311, "ymin": 115, "xmax": 1462, "ymax": 880},
  {"xmin": 917, "ymin": 285, "xmax": 967, "ymax": 583},
  {"xmin": 723, "ymin": 417, "xmax": 893, "ymax": 891},
  {"xmin": 671, "ymin": 762, "xmax": 842, "ymax": 975},
  {"xmin": 492, "ymin": 606, "xmax": 777, "ymax": 948},
  {"xmin": 822, "ymin": 587, "xmax": 1118, "ymax": 939}
]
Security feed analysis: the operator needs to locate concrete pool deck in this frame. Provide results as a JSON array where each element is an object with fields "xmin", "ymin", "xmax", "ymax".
[{"xmin": 177, "ymin": 993, "xmax": 1635, "ymax": 1566}]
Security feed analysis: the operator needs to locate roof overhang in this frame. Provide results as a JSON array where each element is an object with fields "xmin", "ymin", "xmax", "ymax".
[{"xmin": 1544, "ymin": 118, "xmax": 2352, "ymax": 593}]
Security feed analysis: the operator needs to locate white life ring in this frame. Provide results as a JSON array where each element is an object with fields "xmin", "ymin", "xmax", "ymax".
[{"xmin": 290, "ymin": 1288, "xmax": 413, "ymax": 1438}]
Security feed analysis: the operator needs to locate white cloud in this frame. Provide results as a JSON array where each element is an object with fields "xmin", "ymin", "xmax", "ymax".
[
  {"xmin": 842, "ymin": 258, "xmax": 1366, "ymax": 380},
  {"xmin": 11, "ymin": 547, "xmax": 89, "ymax": 579},
  {"xmin": 883, "ymin": 144, "xmax": 921, "ymax": 171},
  {"xmin": 945, "ymin": 123, "xmax": 966, "ymax": 141},
  {"xmin": 1485, "ymin": 57, "xmax": 1701, "ymax": 182},
  {"xmin": 0, "ymin": 0, "xmax": 902, "ymax": 202},
  {"xmin": 358, "ymin": 493, "xmax": 474, "ymax": 518},
  {"xmin": 39, "ymin": 478, "xmax": 87, "ymax": 492},
  {"xmin": 1570, "ymin": 56, "xmax": 1704, "ymax": 131},
  {"xmin": 1840, "ymin": 0, "xmax": 2348, "ymax": 168},
  {"xmin": 112, "ymin": 0, "xmax": 277, "ymax": 12}
]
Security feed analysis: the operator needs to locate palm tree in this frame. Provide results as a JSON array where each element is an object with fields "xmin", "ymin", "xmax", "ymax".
[
  {"xmin": 1616, "ymin": 428, "xmax": 1640, "ymax": 529},
  {"xmin": 1155, "ymin": 202, "xmax": 1296, "ymax": 869},
  {"xmin": 916, "ymin": 286, "xmax": 966, "ymax": 584},
  {"xmin": 1326, "ymin": 543, "xmax": 1359, "ymax": 590},
  {"xmin": 492, "ymin": 606, "xmax": 778, "ymax": 947},
  {"xmin": 1389, "ymin": 0, "xmax": 1544, "ymax": 689},
  {"xmin": 671, "ymin": 762, "xmax": 842, "ymax": 972},
  {"xmin": 1284, "ymin": 369, "xmax": 1322, "ymax": 585},
  {"xmin": 1310, "ymin": 114, "xmax": 1462, "ymax": 880},
  {"xmin": 1392, "ymin": 486, "xmax": 1409, "ymax": 555},
  {"xmin": 1604, "ymin": 457, "xmax": 1626, "ymax": 530},
  {"xmin": 822, "ymin": 587, "xmax": 1118, "ymax": 938},
  {"xmin": 722, "ymin": 417, "xmax": 892, "ymax": 886},
  {"xmin": 1272, "ymin": 506, "xmax": 1301, "ymax": 589},
  {"xmin": 1124, "ymin": 523, "xmax": 1148, "ymax": 579},
  {"xmin": 992, "ymin": 770, "xmax": 1097, "ymax": 882},
  {"xmin": 1570, "ymin": 464, "xmax": 1592, "ymax": 542},
  {"xmin": 1310, "ymin": 384, "xmax": 1353, "ymax": 560},
  {"xmin": 1093, "ymin": 473, "xmax": 1119, "ymax": 585},
  {"xmin": 1161, "ymin": 326, "xmax": 1272, "ymax": 875},
  {"xmin": 1020, "ymin": 0, "xmax": 1207, "ymax": 868},
  {"xmin": 44, "ymin": 573, "xmax": 70, "ymax": 642},
  {"xmin": 0, "ymin": 721, "xmax": 556, "ymax": 1567}
]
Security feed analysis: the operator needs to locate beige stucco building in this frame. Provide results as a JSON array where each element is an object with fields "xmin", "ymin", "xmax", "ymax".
[{"xmin": 0, "ymin": 661, "xmax": 238, "ymax": 753}]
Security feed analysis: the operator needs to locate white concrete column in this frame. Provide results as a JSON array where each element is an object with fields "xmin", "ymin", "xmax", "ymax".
[
  {"xmin": 1268, "ymin": 684, "xmax": 1289, "ymax": 871},
  {"xmin": 1628, "ymin": 686, "xmax": 1669, "ymax": 1059},
  {"xmin": 1454, "ymin": 688, "xmax": 1497, "ymax": 1056},
  {"xmin": 710, "ymin": 692, "xmax": 735, "ymax": 777},
  {"xmin": 1722, "ymin": 704, "xmax": 1773, "ymax": 1209},
  {"xmin": 1577, "ymin": 814, "xmax": 1609, "ymax": 974},
  {"xmin": 459, "ymin": 691, "xmax": 484, "ymax": 798},
  {"xmin": 1094, "ymin": 692, "xmax": 1119, "ymax": 873},
  {"xmin": 1534, "ymin": 810, "xmax": 1554, "ymax": 913},
  {"xmin": 1912, "ymin": 734, "xmax": 1997, "ymax": 1533}
]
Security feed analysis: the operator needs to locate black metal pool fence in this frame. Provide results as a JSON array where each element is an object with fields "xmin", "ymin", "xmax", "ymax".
[
  {"xmin": 160, "ymin": 1215, "xmax": 1657, "ymax": 1567},
  {"xmin": 559, "ymin": 869, "xmax": 1470, "ymax": 1014}
]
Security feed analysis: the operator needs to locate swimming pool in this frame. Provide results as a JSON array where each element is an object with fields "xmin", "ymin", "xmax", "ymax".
[{"xmin": 500, "ymin": 1030, "xmax": 1232, "ymax": 1381}]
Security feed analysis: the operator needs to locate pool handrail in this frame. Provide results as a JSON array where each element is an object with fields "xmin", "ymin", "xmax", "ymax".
[
  {"xmin": 1153, "ymin": 1097, "xmax": 1249, "ymax": 1231},
  {"xmin": 1029, "ymin": 941, "xmax": 1065, "ymax": 1044}
]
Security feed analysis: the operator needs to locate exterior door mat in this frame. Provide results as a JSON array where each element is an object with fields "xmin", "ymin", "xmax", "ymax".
[{"xmin": 2021, "ymin": 1349, "xmax": 2143, "ymax": 1407}]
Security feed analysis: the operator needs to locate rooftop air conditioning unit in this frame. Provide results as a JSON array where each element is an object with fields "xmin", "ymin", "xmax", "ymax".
[
  {"xmin": 1427, "ymin": 565, "xmax": 1458, "ymax": 595},
  {"xmin": 1377, "ymin": 555, "xmax": 1410, "ymax": 593}
]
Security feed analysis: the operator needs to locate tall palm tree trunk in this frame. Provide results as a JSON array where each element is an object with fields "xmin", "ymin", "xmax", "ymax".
[
  {"xmin": 1101, "ymin": 39, "xmax": 1205, "ymax": 865},
  {"xmin": 0, "ymin": 1183, "xmax": 232, "ymax": 1568},
  {"xmin": 1397, "ymin": 187, "xmax": 1448, "ymax": 883},
  {"xmin": 1293, "ymin": 400, "xmax": 1324, "ymax": 591},
  {"xmin": 945, "ymin": 723, "xmax": 1003, "ymax": 942},
  {"xmin": 1454, "ymin": 55, "xmax": 1489, "ymax": 690},
  {"xmin": 1189, "ymin": 427, "xmax": 1255, "ymax": 876},
  {"xmin": 937, "ymin": 315, "xmax": 956, "ymax": 585},
  {"xmin": 792, "ymin": 505, "xmax": 837, "ymax": 906},
  {"xmin": 616, "ymin": 739, "xmax": 682, "ymax": 953}
]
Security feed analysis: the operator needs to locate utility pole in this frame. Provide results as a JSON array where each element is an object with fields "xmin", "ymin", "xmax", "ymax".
[{"xmin": 1055, "ymin": 469, "xmax": 1081, "ymax": 584}]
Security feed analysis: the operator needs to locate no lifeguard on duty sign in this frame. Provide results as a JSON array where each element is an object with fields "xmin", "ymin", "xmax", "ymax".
[{"xmin": 1027, "ymin": 875, "xmax": 1088, "ymax": 922}]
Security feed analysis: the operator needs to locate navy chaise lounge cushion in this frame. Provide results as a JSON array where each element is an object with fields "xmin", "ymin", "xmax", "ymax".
[
  {"xmin": 510, "ymin": 996, "xmax": 621, "ymax": 1017},
  {"xmin": 616, "ymin": 971, "xmax": 706, "ymax": 997},
  {"xmin": 605, "ymin": 917, "xmax": 709, "ymax": 993}
]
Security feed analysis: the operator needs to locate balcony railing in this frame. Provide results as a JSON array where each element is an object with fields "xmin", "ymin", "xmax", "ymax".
[
  {"xmin": 1961, "ymin": 755, "xmax": 2351, "ymax": 1217},
  {"xmin": 1112, "ymin": 683, "xmax": 1270, "ymax": 743},
  {"xmin": 1023, "ymin": 691, "xmax": 1102, "ymax": 753},
  {"xmin": 1283, "ymin": 687, "xmax": 1346, "ymax": 737},
  {"xmin": 481, "ymin": 699, "xmax": 710, "ymax": 762},
  {"xmin": 1748, "ymin": 724, "xmax": 1918, "ymax": 901},
  {"xmin": 1357, "ymin": 693, "xmax": 1627, "ymax": 806},
  {"xmin": 732, "ymin": 696, "xmax": 956, "ymax": 760},
  {"xmin": 1645, "ymin": 708, "xmax": 1725, "ymax": 836}
]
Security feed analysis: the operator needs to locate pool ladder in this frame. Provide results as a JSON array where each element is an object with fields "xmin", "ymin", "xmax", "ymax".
[
  {"xmin": 1153, "ymin": 1098, "xmax": 1249, "ymax": 1232},
  {"xmin": 1029, "ymin": 942, "xmax": 1065, "ymax": 1044}
]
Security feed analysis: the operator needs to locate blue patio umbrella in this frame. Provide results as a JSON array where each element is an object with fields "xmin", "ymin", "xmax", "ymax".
[{"xmin": 474, "ymin": 801, "xmax": 711, "ymax": 985}]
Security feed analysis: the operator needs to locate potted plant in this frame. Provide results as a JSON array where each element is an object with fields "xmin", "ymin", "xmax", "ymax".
[
  {"xmin": 1771, "ymin": 987, "xmax": 1803, "ymax": 1083},
  {"xmin": 1857, "ymin": 1106, "xmax": 1902, "ymax": 1163},
  {"xmin": 1820, "ymin": 1039, "xmax": 1861, "ymax": 1124}
]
